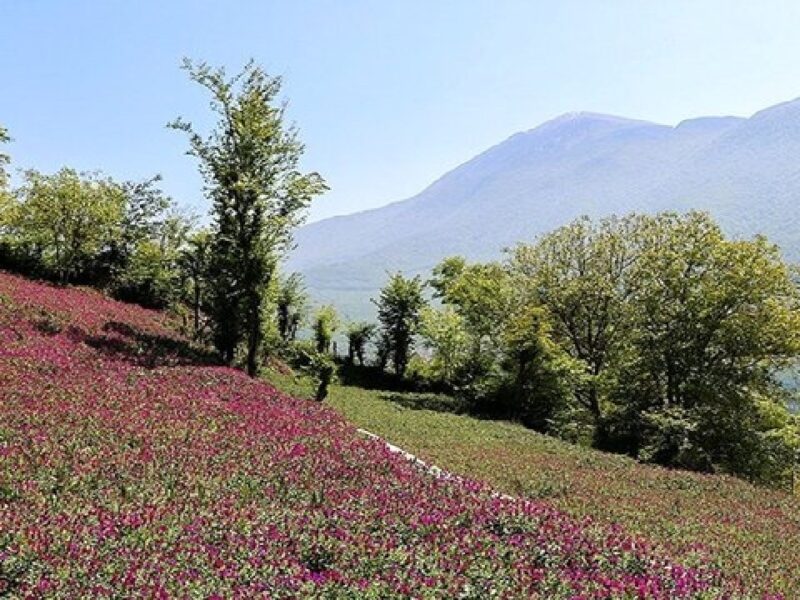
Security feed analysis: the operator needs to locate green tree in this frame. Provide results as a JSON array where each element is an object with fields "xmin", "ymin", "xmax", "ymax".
[
  {"xmin": 501, "ymin": 306, "xmax": 578, "ymax": 432},
  {"xmin": 510, "ymin": 211, "xmax": 800, "ymax": 485},
  {"xmin": 346, "ymin": 321, "xmax": 375, "ymax": 365},
  {"xmin": 170, "ymin": 59, "xmax": 326, "ymax": 375},
  {"xmin": 313, "ymin": 305, "xmax": 339, "ymax": 354},
  {"xmin": 0, "ymin": 127, "xmax": 13, "ymax": 246},
  {"xmin": 12, "ymin": 168, "xmax": 125, "ymax": 283},
  {"xmin": 276, "ymin": 272, "xmax": 308, "ymax": 344},
  {"xmin": 96, "ymin": 175, "xmax": 179, "ymax": 294},
  {"xmin": 418, "ymin": 306, "xmax": 471, "ymax": 384},
  {"xmin": 114, "ymin": 210, "xmax": 193, "ymax": 308},
  {"xmin": 620, "ymin": 212, "xmax": 800, "ymax": 480},
  {"xmin": 428, "ymin": 259, "xmax": 517, "ymax": 403},
  {"xmin": 374, "ymin": 273, "xmax": 427, "ymax": 377},
  {"xmin": 508, "ymin": 215, "xmax": 640, "ymax": 443}
]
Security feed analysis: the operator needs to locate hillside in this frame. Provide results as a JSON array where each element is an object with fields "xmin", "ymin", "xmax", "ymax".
[
  {"xmin": 0, "ymin": 272, "xmax": 747, "ymax": 598},
  {"xmin": 321, "ymin": 384, "xmax": 800, "ymax": 598},
  {"xmin": 290, "ymin": 100, "xmax": 800, "ymax": 318}
]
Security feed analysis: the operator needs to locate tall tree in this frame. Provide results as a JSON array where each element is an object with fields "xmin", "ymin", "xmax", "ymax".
[
  {"xmin": 170, "ymin": 59, "xmax": 326, "ymax": 375},
  {"xmin": 509, "ymin": 215, "xmax": 640, "ymax": 443},
  {"xmin": 621, "ymin": 212, "xmax": 800, "ymax": 477},
  {"xmin": 374, "ymin": 273, "xmax": 426, "ymax": 377}
]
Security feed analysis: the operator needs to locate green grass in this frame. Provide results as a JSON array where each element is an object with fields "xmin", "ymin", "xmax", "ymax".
[{"xmin": 266, "ymin": 367, "xmax": 800, "ymax": 596}]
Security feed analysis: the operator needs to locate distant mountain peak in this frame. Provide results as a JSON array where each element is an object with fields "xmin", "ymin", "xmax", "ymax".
[
  {"xmin": 519, "ymin": 111, "xmax": 662, "ymax": 142},
  {"xmin": 548, "ymin": 110, "xmax": 644, "ymax": 123}
]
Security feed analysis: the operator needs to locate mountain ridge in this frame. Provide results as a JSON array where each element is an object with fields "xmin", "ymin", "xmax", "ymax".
[{"xmin": 289, "ymin": 99, "xmax": 800, "ymax": 318}]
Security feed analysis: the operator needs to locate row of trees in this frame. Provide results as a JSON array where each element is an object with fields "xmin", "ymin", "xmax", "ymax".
[
  {"xmin": 351, "ymin": 213, "xmax": 800, "ymax": 489},
  {"xmin": 0, "ymin": 165, "xmax": 192, "ymax": 307}
]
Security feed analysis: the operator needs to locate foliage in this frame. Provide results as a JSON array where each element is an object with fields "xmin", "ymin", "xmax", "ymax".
[
  {"xmin": 374, "ymin": 272, "xmax": 426, "ymax": 376},
  {"xmin": 345, "ymin": 321, "xmax": 375, "ymax": 365},
  {"xmin": 112, "ymin": 210, "xmax": 193, "ymax": 308},
  {"xmin": 276, "ymin": 272, "xmax": 308, "ymax": 344},
  {"xmin": 7, "ymin": 168, "xmax": 125, "ymax": 283},
  {"xmin": 509, "ymin": 212, "xmax": 800, "ymax": 484},
  {"xmin": 421, "ymin": 259, "xmax": 575, "ymax": 428},
  {"xmin": 312, "ymin": 304, "xmax": 339, "ymax": 354},
  {"xmin": 417, "ymin": 305, "xmax": 471, "ymax": 384},
  {"xmin": 509, "ymin": 215, "xmax": 640, "ymax": 441},
  {"xmin": 178, "ymin": 229, "xmax": 212, "ymax": 337},
  {"xmin": 0, "ymin": 124, "xmax": 10, "ymax": 190},
  {"xmin": 169, "ymin": 58, "xmax": 327, "ymax": 375}
]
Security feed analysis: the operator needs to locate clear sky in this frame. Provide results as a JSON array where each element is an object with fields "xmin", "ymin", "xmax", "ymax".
[{"xmin": 3, "ymin": 1, "xmax": 800, "ymax": 222}]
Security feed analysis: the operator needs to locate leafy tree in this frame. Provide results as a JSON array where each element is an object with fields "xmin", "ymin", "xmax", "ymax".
[
  {"xmin": 429, "ymin": 255, "xmax": 467, "ymax": 300},
  {"xmin": 96, "ymin": 175, "xmax": 179, "ymax": 294},
  {"xmin": 509, "ymin": 211, "xmax": 800, "ymax": 485},
  {"xmin": 501, "ymin": 306, "xmax": 578, "ymax": 431},
  {"xmin": 0, "ymin": 127, "xmax": 13, "ymax": 250},
  {"xmin": 508, "ymin": 215, "xmax": 640, "ymax": 443},
  {"xmin": 113, "ymin": 210, "xmax": 193, "ymax": 308},
  {"xmin": 170, "ymin": 58, "xmax": 327, "ymax": 375},
  {"xmin": 374, "ymin": 273, "xmax": 426, "ymax": 376},
  {"xmin": 374, "ymin": 330, "xmax": 392, "ymax": 371},
  {"xmin": 313, "ymin": 305, "xmax": 339, "ymax": 354},
  {"xmin": 619, "ymin": 212, "xmax": 800, "ymax": 479},
  {"xmin": 276, "ymin": 272, "xmax": 308, "ymax": 344},
  {"xmin": 426, "ymin": 259, "xmax": 517, "ymax": 404},
  {"xmin": 418, "ymin": 306, "xmax": 471, "ymax": 384},
  {"xmin": 11, "ymin": 168, "xmax": 125, "ymax": 283},
  {"xmin": 346, "ymin": 321, "xmax": 375, "ymax": 365}
]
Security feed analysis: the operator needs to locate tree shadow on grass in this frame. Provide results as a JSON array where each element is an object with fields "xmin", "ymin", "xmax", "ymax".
[
  {"xmin": 74, "ymin": 321, "xmax": 218, "ymax": 369},
  {"xmin": 377, "ymin": 391, "xmax": 473, "ymax": 416}
]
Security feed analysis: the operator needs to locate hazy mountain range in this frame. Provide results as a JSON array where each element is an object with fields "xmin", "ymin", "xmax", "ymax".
[{"xmin": 288, "ymin": 98, "xmax": 800, "ymax": 319}]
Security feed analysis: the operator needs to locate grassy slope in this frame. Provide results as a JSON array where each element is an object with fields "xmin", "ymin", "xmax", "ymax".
[{"xmin": 268, "ymin": 370, "xmax": 800, "ymax": 596}]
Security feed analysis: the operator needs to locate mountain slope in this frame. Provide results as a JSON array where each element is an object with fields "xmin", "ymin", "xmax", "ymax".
[{"xmin": 289, "ymin": 99, "xmax": 800, "ymax": 318}]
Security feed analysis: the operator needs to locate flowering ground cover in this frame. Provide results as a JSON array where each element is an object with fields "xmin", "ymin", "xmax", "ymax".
[
  {"xmin": 317, "ymin": 382, "xmax": 800, "ymax": 598},
  {"xmin": 0, "ymin": 272, "xmax": 776, "ymax": 598}
]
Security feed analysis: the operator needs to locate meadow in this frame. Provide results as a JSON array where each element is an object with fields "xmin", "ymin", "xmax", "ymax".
[{"xmin": 0, "ymin": 271, "xmax": 756, "ymax": 598}]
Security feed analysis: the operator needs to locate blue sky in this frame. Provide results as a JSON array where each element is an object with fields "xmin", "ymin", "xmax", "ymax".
[{"xmin": 2, "ymin": 1, "xmax": 800, "ymax": 222}]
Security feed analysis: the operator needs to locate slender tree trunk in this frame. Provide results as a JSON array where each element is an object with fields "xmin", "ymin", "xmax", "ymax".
[
  {"xmin": 245, "ymin": 294, "xmax": 261, "ymax": 377},
  {"xmin": 193, "ymin": 281, "xmax": 200, "ymax": 335}
]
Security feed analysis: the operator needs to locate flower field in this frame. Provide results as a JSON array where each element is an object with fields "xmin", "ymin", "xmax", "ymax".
[{"xmin": 0, "ymin": 272, "xmax": 777, "ymax": 598}]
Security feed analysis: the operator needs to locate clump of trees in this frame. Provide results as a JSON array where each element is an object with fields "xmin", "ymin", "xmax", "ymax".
[
  {"xmin": 402, "ymin": 212, "xmax": 799, "ymax": 488},
  {"xmin": 374, "ymin": 273, "xmax": 426, "ymax": 377},
  {"xmin": 0, "ymin": 164, "xmax": 190, "ymax": 306}
]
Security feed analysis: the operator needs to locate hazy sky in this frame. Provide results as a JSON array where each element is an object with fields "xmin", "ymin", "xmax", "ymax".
[{"xmin": 3, "ymin": 1, "xmax": 800, "ymax": 222}]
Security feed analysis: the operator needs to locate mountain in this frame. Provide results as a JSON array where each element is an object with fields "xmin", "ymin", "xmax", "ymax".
[{"xmin": 288, "ymin": 99, "xmax": 800, "ymax": 319}]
